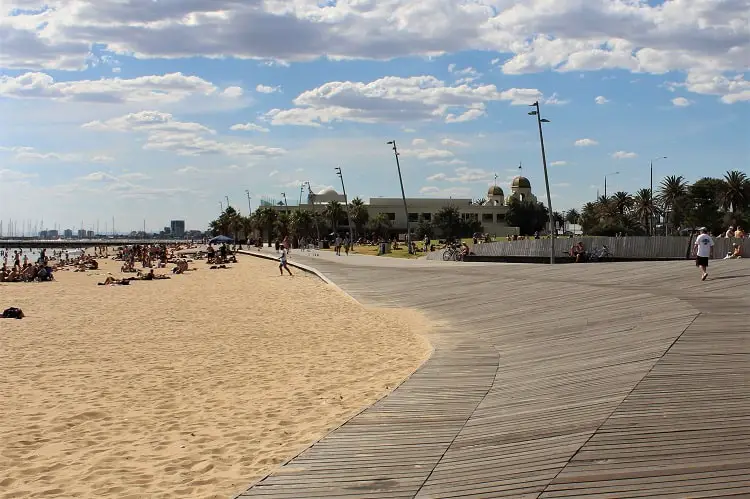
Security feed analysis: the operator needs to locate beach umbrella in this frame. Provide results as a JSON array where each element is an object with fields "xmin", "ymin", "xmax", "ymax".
[{"xmin": 209, "ymin": 235, "xmax": 234, "ymax": 244}]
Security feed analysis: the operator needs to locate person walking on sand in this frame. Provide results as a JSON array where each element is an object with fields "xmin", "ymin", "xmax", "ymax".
[
  {"xmin": 693, "ymin": 227, "xmax": 714, "ymax": 281},
  {"xmin": 279, "ymin": 244, "xmax": 293, "ymax": 276}
]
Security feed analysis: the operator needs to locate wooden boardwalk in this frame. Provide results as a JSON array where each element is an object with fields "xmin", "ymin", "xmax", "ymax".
[{"xmin": 236, "ymin": 256, "xmax": 750, "ymax": 499}]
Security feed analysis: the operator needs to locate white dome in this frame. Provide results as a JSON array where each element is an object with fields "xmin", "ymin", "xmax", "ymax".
[{"xmin": 317, "ymin": 187, "xmax": 338, "ymax": 196}]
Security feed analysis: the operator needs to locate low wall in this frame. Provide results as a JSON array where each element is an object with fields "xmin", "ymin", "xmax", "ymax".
[{"xmin": 427, "ymin": 236, "xmax": 749, "ymax": 261}]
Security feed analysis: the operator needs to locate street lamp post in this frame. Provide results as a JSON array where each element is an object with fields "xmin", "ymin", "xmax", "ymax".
[
  {"xmin": 281, "ymin": 192, "xmax": 288, "ymax": 213},
  {"xmin": 649, "ymin": 156, "xmax": 667, "ymax": 236},
  {"xmin": 528, "ymin": 101, "xmax": 555, "ymax": 264},
  {"xmin": 225, "ymin": 196, "xmax": 230, "ymax": 209},
  {"xmin": 335, "ymin": 167, "xmax": 355, "ymax": 246},
  {"xmin": 386, "ymin": 140, "xmax": 412, "ymax": 253},
  {"xmin": 304, "ymin": 181, "xmax": 321, "ymax": 242},
  {"xmin": 245, "ymin": 190, "xmax": 252, "ymax": 214},
  {"xmin": 604, "ymin": 171, "xmax": 620, "ymax": 198}
]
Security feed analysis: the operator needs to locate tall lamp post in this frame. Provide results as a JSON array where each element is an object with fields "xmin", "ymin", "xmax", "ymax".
[
  {"xmin": 386, "ymin": 140, "xmax": 412, "ymax": 253},
  {"xmin": 335, "ymin": 167, "xmax": 355, "ymax": 245},
  {"xmin": 528, "ymin": 101, "xmax": 555, "ymax": 264},
  {"xmin": 281, "ymin": 192, "xmax": 288, "ymax": 213},
  {"xmin": 304, "ymin": 181, "xmax": 321, "ymax": 242},
  {"xmin": 225, "ymin": 196, "xmax": 230, "ymax": 209},
  {"xmin": 649, "ymin": 156, "xmax": 667, "ymax": 236},
  {"xmin": 245, "ymin": 190, "xmax": 252, "ymax": 214},
  {"xmin": 604, "ymin": 171, "xmax": 620, "ymax": 198}
]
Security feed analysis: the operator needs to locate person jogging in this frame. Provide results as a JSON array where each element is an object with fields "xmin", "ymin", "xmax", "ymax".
[
  {"xmin": 279, "ymin": 244, "xmax": 293, "ymax": 276},
  {"xmin": 693, "ymin": 227, "xmax": 714, "ymax": 281}
]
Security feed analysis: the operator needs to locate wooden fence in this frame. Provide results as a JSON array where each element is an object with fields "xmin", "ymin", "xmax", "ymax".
[{"xmin": 426, "ymin": 236, "xmax": 750, "ymax": 261}]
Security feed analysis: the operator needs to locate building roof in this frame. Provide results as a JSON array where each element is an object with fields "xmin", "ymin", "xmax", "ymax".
[
  {"xmin": 317, "ymin": 187, "xmax": 339, "ymax": 196},
  {"xmin": 511, "ymin": 176, "xmax": 531, "ymax": 189},
  {"xmin": 488, "ymin": 185, "xmax": 504, "ymax": 196}
]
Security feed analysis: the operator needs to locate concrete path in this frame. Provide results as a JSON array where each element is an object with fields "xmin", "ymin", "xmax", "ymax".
[{"xmin": 235, "ymin": 252, "xmax": 750, "ymax": 498}]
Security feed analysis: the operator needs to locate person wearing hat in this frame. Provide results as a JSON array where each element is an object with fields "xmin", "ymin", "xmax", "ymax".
[{"xmin": 693, "ymin": 227, "xmax": 714, "ymax": 281}]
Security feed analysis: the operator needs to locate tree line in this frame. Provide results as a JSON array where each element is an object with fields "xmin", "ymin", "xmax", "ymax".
[
  {"xmin": 209, "ymin": 197, "xmax": 388, "ymax": 244},
  {"xmin": 560, "ymin": 170, "xmax": 749, "ymax": 237}
]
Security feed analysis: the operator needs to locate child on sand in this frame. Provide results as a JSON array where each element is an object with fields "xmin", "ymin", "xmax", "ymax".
[{"xmin": 279, "ymin": 245, "xmax": 293, "ymax": 276}]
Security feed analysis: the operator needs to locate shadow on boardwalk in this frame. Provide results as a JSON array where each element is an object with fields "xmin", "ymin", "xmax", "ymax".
[{"xmin": 236, "ymin": 255, "xmax": 750, "ymax": 499}]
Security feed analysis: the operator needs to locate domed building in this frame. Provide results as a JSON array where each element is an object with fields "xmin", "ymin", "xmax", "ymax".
[
  {"xmin": 487, "ymin": 185, "xmax": 504, "ymax": 206},
  {"xmin": 507, "ymin": 176, "xmax": 537, "ymax": 204}
]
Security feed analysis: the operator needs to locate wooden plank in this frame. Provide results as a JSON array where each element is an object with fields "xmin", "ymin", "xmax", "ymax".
[{"xmin": 235, "ymin": 256, "xmax": 750, "ymax": 498}]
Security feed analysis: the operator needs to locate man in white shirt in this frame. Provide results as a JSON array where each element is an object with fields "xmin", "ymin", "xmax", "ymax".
[{"xmin": 693, "ymin": 227, "xmax": 714, "ymax": 281}]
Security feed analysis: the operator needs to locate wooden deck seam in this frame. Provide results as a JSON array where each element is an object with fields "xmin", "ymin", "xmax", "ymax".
[
  {"xmin": 410, "ymin": 352, "xmax": 503, "ymax": 498},
  {"xmin": 534, "ymin": 311, "xmax": 702, "ymax": 499}
]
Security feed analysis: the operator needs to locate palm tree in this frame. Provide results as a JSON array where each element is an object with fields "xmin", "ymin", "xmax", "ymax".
[
  {"xmin": 289, "ymin": 209, "xmax": 314, "ymax": 240},
  {"xmin": 325, "ymin": 200, "xmax": 345, "ymax": 235},
  {"xmin": 658, "ymin": 175, "xmax": 688, "ymax": 234},
  {"xmin": 722, "ymin": 170, "xmax": 749, "ymax": 213},
  {"xmin": 349, "ymin": 197, "xmax": 369, "ymax": 238},
  {"xmin": 579, "ymin": 202, "xmax": 598, "ymax": 234},
  {"xmin": 275, "ymin": 212, "xmax": 290, "ymax": 239},
  {"xmin": 367, "ymin": 213, "xmax": 392, "ymax": 240},
  {"xmin": 552, "ymin": 211, "xmax": 564, "ymax": 234},
  {"xmin": 255, "ymin": 207, "xmax": 278, "ymax": 246},
  {"xmin": 632, "ymin": 188, "xmax": 653, "ymax": 231},
  {"xmin": 595, "ymin": 195, "xmax": 617, "ymax": 220},
  {"xmin": 611, "ymin": 191, "xmax": 633, "ymax": 216},
  {"xmin": 565, "ymin": 209, "xmax": 579, "ymax": 226}
]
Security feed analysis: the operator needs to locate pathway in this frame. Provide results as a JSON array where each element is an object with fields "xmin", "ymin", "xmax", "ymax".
[{"xmin": 236, "ymin": 252, "xmax": 750, "ymax": 498}]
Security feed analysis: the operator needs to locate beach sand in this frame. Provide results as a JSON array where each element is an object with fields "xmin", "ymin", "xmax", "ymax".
[{"xmin": 0, "ymin": 255, "xmax": 431, "ymax": 498}]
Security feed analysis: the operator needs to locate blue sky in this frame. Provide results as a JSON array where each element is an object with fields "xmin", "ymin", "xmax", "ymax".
[{"xmin": 1, "ymin": 0, "xmax": 748, "ymax": 233}]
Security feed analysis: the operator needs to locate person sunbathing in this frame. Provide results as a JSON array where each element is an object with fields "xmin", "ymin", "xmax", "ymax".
[{"xmin": 98, "ymin": 276, "xmax": 131, "ymax": 285}]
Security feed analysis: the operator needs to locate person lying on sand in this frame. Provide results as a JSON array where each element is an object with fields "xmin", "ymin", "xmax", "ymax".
[
  {"xmin": 98, "ymin": 276, "xmax": 131, "ymax": 286},
  {"xmin": 135, "ymin": 269, "xmax": 171, "ymax": 280}
]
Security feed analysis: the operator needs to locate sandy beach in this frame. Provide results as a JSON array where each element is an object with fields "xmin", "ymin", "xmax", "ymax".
[{"xmin": 0, "ymin": 254, "xmax": 431, "ymax": 498}]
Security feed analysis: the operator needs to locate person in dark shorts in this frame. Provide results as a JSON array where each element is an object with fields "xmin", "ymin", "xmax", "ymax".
[{"xmin": 693, "ymin": 227, "xmax": 714, "ymax": 281}]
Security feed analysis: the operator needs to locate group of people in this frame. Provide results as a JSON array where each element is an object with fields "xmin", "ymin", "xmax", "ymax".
[{"xmin": 1, "ymin": 248, "xmax": 55, "ymax": 282}]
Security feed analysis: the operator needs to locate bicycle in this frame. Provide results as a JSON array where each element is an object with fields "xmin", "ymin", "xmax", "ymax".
[
  {"xmin": 588, "ymin": 245, "xmax": 613, "ymax": 262},
  {"xmin": 442, "ymin": 244, "xmax": 465, "ymax": 261}
]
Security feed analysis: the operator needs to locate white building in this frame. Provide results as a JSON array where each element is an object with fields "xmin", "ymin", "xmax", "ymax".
[{"xmin": 273, "ymin": 176, "xmax": 539, "ymax": 237}]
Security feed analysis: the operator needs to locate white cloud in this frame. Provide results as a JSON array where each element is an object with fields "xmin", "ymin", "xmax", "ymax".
[
  {"xmin": 425, "ymin": 167, "xmax": 494, "ymax": 184},
  {"xmin": 544, "ymin": 92, "xmax": 569, "ymax": 105},
  {"xmin": 671, "ymin": 97, "xmax": 692, "ymax": 107},
  {"xmin": 176, "ymin": 166, "xmax": 201, "ymax": 175},
  {"xmin": 419, "ymin": 186, "xmax": 473, "ymax": 198},
  {"xmin": 612, "ymin": 150, "xmax": 638, "ymax": 159},
  {"xmin": 574, "ymin": 138, "xmax": 598, "ymax": 147},
  {"xmin": 0, "ymin": 145, "xmax": 78, "ymax": 162},
  {"xmin": 119, "ymin": 172, "xmax": 151, "ymax": 181},
  {"xmin": 411, "ymin": 138, "xmax": 427, "ymax": 147},
  {"xmin": 83, "ymin": 111, "xmax": 285, "ymax": 158},
  {"xmin": 268, "ymin": 170, "xmax": 279, "ymax": 177},
  {"xmin": 0, "ymin": 169, "xmax": 38, "ymax": 182},
  {"xmin": 550, "ymin": 160, "xmax": 568, "ymax": 166},
  {"xmin": 91, "ymin": 155, "xmax": 115, "ymax": 163},
  {"xmin": 230, "ymin": 123, "xmax": 270, "ymax": 133},
  {"xmin": 265, "ymin": 76, "xmax": 542, "ymax": 126},
  {"xmin": 0, "ymin": 72, "xmax": 242, "ymax": 104},
  {"xmin": 256, "ymin": 84, "xmax": 281, "ymax": 94},
  {"xmin": 440, "ymin": 138, "xmax": 470, "ymax": 147},
  {"xmin": 2, "ymin": 1, "xmax": 747, "ymax": 103},
  {"xmin": 402, "ymin": 127, "xmax": 417, "ymax": 133},
  {"xmin": 595, "ymin": 96, "xmax": 609, "ymax": 104},
  {"xmin": 401, "ymin": 147, "xmax": 454, "ymax": 161}
]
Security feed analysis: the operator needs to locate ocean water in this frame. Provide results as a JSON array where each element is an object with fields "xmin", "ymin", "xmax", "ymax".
[{"xmin": 1, "ymin": 247, "xmax": 84, "ymax": 264}]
